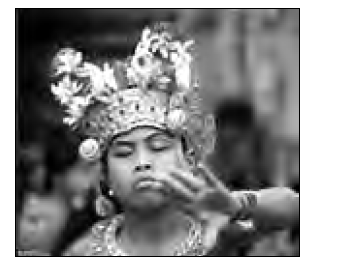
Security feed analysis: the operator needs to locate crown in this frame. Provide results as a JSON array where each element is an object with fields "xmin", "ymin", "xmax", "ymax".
[{"xmin": 50, "ymin": 23, "xmax": 216, "ymax": 162}]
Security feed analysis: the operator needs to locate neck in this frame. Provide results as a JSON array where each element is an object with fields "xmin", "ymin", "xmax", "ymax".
[{"xmin": 122, "ymin": 206, "xmax": 190, "ymax": 245}]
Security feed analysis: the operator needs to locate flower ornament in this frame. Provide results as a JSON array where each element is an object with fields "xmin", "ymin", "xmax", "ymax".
[
  {"xmin": 126, "ymin": 66, "xmax": 140, "ymax": 85},
  {"xmin": 70, "ymin": 96, "xmax": 90, "ymax": 111},
  {"xmin": 63, "ymin": 116, "xmax": 79, "ymax": 126},
  {"xmin": 63, "ymin": 95, "xmax": 90, "ymax": 126},
  {"xmin": 76, "ymin": 62, "xmax": 107, "ymax": 95},
  {"xmin": 175, "ymin": 62, "xmax": 191, "ymax": 91},
  {"xmin": 51, "ymin": 76, "xmax": 74, "ymax": 104},
  {"xmin": 156, "ymin": 75, "xmax": 172, "ymax": 90},
  {"xmin": 50, "ymin": 24, "xmax": 216, "ymax": 162},
  {"xmin": 141, "ymin": 28, "xmax": 151, "ymax": 42},
  {"xmin": 170, "ymin": 40, "xmax": 194, "ymax": 91},
  {"xmin": 130, "ymin": 25, "xmax": 194, "ymax": 93},
  {"xmin": 52, "ymin": 48, "xmax": 83, "ymax": 76},
  {"xmin": 93, "ymin": 63, "xmax": 119, "ymax": 103},
  {"xmin": 167, "ymin": 109, "xmax": 187, "ymax": 130},
  {"xmin": 102, "ymin": 63, "xmax": 118, "ymax": 90},
  {"xmin": 52, "ymin": 52, "xmax": 122, "ymax": 126},
  {"xmin": 79, "ymin": 138, "xmax": 101, "ymax": 161},
  {"xmin": 131, "ymin": 51, "xmax": 157, "ymax": 85}
]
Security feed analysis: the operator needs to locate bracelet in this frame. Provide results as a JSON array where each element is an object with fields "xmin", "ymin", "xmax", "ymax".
[{"xmin": 230, "ymin": 190, "xmax": 258, "ymax": 222}]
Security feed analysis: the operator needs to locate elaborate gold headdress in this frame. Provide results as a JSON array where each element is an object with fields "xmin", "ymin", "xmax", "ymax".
[{"xmin": 50, "ymin": 23, "xmax": 216, "ymax": 163}]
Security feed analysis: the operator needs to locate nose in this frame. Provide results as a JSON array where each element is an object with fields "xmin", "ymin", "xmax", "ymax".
[
  {"xmin": 135, "ymin": 163, "xmax": 152, "ymax": 172},
  {"xmin": 134, "ymin": 148, "xmax": 153, "ymax": 173}
]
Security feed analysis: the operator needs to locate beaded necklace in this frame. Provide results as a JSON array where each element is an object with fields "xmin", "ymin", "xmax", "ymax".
[{"xmin": 104, "ymin": 215, "xmax": 208, "ymax": 256}]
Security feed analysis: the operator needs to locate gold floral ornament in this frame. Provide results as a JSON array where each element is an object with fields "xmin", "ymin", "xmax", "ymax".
[
  {"xmin": 79, "ymin": 138, "xmax": 101, "ymax": 161},
  {"xmin": 166, "ymin": 109, "xmax": 187, "ymax": 130},
  {"xmin": 50, "ymin": 23, "xmax": 216, "ymax": 162}
]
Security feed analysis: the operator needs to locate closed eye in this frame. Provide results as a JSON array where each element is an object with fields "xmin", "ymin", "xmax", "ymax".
[
  {"xmin": 149, "ymin": 137, "xmax": 174, "ymax": 151},
  {"xmin": 113, "ymin": 151, "xmax": 132, "ymax": 157},
  {"xmin": 110, "ymin": 145, "xmax": 134, "ymax": 158}
]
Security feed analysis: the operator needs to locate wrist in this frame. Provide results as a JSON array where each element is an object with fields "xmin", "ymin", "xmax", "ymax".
[
  {"xmin": 226, "ymin": 192, "xmax": 242, "ymax": 216},
  {"xmin": 229, "ymin": 190, "xmax": 258, "ymax": 221}
]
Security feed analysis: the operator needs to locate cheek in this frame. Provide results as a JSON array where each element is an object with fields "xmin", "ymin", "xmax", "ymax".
[
  {"xmin": 106, "ymin": 158, "xmax": 134, "ymax": 190},
  {"xmin": 154, "ymin": 146, "xmax": 190, "ymax": 172}
]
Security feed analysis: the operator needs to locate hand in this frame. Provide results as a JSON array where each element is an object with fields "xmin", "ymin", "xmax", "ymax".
[{"xmin": 160, "ymin": 163, "xmax": 242, "ymax": 217}]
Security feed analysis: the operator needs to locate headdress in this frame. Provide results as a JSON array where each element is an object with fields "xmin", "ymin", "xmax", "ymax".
[{"xmin": 50, "ymin": 23, "xmax": 216, "ymax": 163}]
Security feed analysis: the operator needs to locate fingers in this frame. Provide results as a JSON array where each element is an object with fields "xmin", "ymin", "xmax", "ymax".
[
  {"xmin": 161, "ymin": 173, "xmax": 197, "ymax": 202},
  {"xmin": 193, "ymin": 163, "xmax": 227, "ymax": 191},
  {"xmin": 159, "ymin": 167, "xmax": 231, "ymax": 216},
  {"xmin": 172, "ymin": 199, "xmax": 198, "ymax": 215},
  {"xmin": 169, "ymin": 168, "xmax": 207, "ymax": 192}
]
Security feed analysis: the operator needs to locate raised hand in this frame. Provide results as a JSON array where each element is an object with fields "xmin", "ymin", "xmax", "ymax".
[{"xmin": 160, "ymin": 163, "xmax": 242, "ymax": 217}]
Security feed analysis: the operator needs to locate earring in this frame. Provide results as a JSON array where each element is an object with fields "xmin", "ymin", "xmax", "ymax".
[
  {"xmin": 99, "ymin": 180, "xmax": 115, "ymax": 197},
  {"xmin": 94, "ymin": 195, "xmax": 115, "ymax": 217},
  {"xmin": 185, "ymin": 149, "xmax": 196, "ymax": 167},
  {"xmin": 108, "ymin": 189, "xmax": 115, "ymax": 197}
]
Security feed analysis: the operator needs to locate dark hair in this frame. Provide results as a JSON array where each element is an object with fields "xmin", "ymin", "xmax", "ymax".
[
  {"xmin": 33, "ymin": 125, "xmax": 80, "ymax": 178},
  {"xmin": 100, "ymin": 146, "xmax": 109, "ymax": 179}
]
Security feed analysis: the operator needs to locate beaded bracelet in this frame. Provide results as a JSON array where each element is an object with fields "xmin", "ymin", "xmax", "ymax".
[{"xmin": 230, "ymin": 190, "xmax": 258, "ymax": 222}]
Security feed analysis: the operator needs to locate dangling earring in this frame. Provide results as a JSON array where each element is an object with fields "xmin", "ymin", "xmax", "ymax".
[
  {"xmin": 95, "ymin": 194, "xmax": 115, "ymax": 217},
  {"xmin": 185, "ymin": 149, "xmax": 196, "ymax": 168},
  {"xmin": 95, "ymin": 181, "xmax": 116, "ymax": 217},
  {"xmin": 108, "ymin": 189, "xmax": 115, "ymax": 197}
]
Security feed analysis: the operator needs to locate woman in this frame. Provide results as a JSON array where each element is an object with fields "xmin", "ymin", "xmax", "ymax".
[{"xmin": 50, "ymin": 23, "xmax": 299, "ymax": 256}]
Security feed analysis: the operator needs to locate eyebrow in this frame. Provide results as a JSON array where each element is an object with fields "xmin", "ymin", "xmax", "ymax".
[
  {"xmin": 111, "ymin": 131, "xmax": 174, "ymax": 146},
  {"xmin": 146, "ymin": 132, "xmax": 174, "ymax": 142},
  {"xmin": 111, "ymin": 140, "xmax": 134, "ymax": 148}
]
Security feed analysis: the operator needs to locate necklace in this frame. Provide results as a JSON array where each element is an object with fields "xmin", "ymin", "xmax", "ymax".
[{"xmin": 104, "ymin": 214, "xmax": 207, "ymax": 256}]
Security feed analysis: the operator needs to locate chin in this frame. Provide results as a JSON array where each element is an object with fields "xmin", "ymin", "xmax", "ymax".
[{"xmin": 127, "ymin": 191, "xmax": 171, "ymax": 212}]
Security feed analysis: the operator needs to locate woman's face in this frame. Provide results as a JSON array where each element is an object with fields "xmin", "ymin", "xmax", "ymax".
[
  {"xmin": 105, "ymin": 127, "xmax": 190, "ymax": 211},
  {"xmin": 17, "ymin": 193, "xmax": 69, "ymax": 253}
]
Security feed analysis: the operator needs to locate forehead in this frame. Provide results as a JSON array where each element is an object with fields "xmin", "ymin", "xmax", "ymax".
[{"xmin": 112, "ymin": 126, "xmax": 174, "ymax": 143}]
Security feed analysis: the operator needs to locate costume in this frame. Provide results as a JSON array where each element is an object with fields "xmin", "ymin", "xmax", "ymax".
[
  {"xmin": 63, "ymin": 214, "xmax": 258, "ymax": 256},
  {"xmin": 51, "ymin": 23, "xmax": 258, "ymax": 256}
]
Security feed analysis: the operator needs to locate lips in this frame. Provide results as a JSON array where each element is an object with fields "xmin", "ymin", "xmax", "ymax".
[{"xmin": 134, "ymin": 177, "xmax": 166, "ymax": 191}]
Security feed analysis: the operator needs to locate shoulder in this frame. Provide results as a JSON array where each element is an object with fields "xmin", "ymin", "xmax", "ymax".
[{"xmin": 63, "ymin": 219, "xmax": 112, "ymax": 256}]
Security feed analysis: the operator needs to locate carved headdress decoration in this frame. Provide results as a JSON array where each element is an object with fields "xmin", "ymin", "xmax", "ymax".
[{"xmin": 50, "ymin": 23, "xmax": 216, "ymax": 163}]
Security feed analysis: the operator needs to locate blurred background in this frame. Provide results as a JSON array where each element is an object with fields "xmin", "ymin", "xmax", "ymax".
[{"xmin": 16, "ymin": 8, "xmax": 299, "ymax": 256}]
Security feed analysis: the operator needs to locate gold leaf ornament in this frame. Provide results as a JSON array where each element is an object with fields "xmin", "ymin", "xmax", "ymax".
[
  {"xmin": 52, "ymin": 48, "xmax": 83, "ymax": 76},
  {"xmin": 79, "ymin": 138, "xmax": 101, "ymax": 161},
  {"xmin": 167, "ymin": 109, "xmax": 187, "ymax": 130}
]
